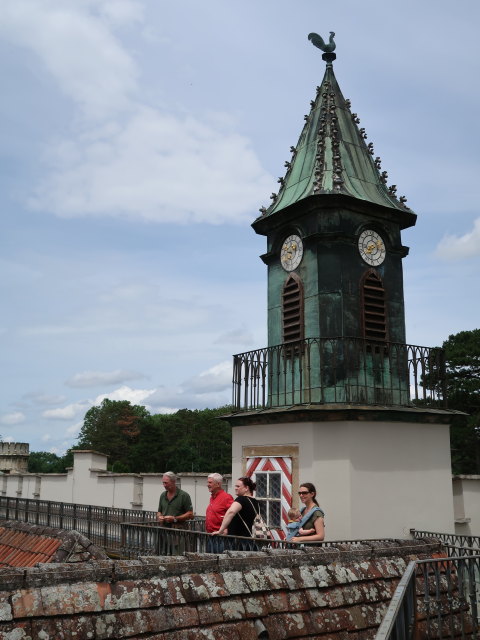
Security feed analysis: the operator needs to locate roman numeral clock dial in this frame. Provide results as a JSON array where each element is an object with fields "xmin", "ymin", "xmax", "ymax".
[
  {"xmin": 358, "ymin": 230, "xmax": 386, "ymax": 266},
  {"xmin": 280, "ymin": 234, "xmax": 303, "ymax": 271}
]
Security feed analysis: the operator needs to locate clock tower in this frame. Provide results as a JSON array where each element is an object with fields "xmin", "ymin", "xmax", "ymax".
[
  {"xmin": 253, "ymin": 46, "xmax": 416, "ymax": 354},
  {"xmin": 226, "ymin": 35, "xmax": 455, "ymax": 541}
]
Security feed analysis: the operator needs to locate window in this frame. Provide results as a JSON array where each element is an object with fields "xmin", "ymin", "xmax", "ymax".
[
  {"xmin": 362, "ymin": 270, "xmax": 387, "ymax": 341},
  {"xmin": 254, "ymin": 471, "xmax": 282, "ymax": 528},
  {"xmin": 282, "ymin": 274, "xmax": 304, "ymax": 345}
]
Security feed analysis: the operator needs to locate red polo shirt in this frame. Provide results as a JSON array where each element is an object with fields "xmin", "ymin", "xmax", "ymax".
[{"xmin": 205, "ymin": 489, "xmax": 234, "ymax": 533}]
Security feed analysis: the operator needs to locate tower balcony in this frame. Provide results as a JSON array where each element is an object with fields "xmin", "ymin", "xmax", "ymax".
[{"xmin": 232, "ymin": 337, "xmax": 446, "ymax": 412}]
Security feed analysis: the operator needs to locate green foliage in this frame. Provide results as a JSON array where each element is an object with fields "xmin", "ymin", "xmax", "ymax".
[
  {"xmin": 128, "ymin": 406, "xmax": 232, "ymax": 474},
  {"xmin": 77, "ymin": 398, "xmax": 150, "ymax": 471},
  {"xmin": 76, "ymin": 399, "xmax": 233, "ymax": 474},
  {"xmin": 442, "ymin": 329, "xmax": 480, "ymax": 474},
  {"xmin": 28, "ymin": 451, "xmax": 69, "ymax": 473}
]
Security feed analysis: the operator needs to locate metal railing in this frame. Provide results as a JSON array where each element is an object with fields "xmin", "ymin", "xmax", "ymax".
[
  {"xmin": 412, "ymin": 529, "xmax": 480, "ymax": 556},
  {"xmin": 376, "ymin": 554, "xmax": 480, "ymax": 640},
  {"xmin": 0, "ymin": 496, "xmax": 205, "ymax": 556},
  {"xmin": 232, "ymin": 337, "xmax": 446, "ymax": 411},
  {"xmin": 119, "ymin": 522, "xmax": 405, "ymax": 558}
]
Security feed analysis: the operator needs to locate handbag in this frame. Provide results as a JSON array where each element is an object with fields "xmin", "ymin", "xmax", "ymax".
[{"xmin": 238, "ymin": 497, "xmax": 270, "ymax": 539}]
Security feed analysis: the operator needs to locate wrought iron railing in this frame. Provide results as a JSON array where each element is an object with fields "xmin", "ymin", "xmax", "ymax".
[
  {"xmin": 232, "ymin": 337, "xmax": 446, "ymax": 411},
  {"xmin": 411, "ymin": 529, "xmax": 480, "ymax": 556},
  {"xmin": 119, "ymin": 522, "xmax": 402, "ymax": 558},
  {"xmin": 0, "ymin": 496, "xmax": 205, "ymax": 556},
  {"xmin": 376, "ymin": 554, "xmax": 480, "ymax": 640}
]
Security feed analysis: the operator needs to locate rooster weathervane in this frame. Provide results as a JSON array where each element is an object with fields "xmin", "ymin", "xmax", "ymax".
[{"xmin": 308, "ymin": 31, "xmax": 337, "ymax": 62}]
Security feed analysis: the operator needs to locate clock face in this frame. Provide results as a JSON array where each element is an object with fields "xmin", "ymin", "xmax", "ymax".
[
  {"xmin": 280, "ymin": 234, "xmax": 303, "ymax": 271},
  {"xmin": 358, "ymin": 229, "xmax": 386, "ymax": 266}
]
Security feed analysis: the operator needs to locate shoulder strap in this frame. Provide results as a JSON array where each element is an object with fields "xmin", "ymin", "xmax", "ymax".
[
  {"xmin": 299, "ymin": 506, "xmax": 322, "ymax": 528},
  {"xmin": 245, "ymin": 496, "xmax": 260, "ymax": 516}
]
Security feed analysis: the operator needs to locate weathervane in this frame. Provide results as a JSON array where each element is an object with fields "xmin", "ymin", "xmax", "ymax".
[{"xmin": 308, "ymin": 31, "xmax": 336, "ymax": 64}]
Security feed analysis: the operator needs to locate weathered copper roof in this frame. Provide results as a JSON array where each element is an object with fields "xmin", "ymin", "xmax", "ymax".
[{"xmin": 254, "ymin": 54, "xmax": 415, "ymax": 227}]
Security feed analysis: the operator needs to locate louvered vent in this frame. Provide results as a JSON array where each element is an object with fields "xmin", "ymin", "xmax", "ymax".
[
  {"xmin": 282, "ymin": 275, "xmax": 304, "ymax": 344},
  {"xmin": 362, "ymin": 271, "xmax": 387, "ymax": 341}
]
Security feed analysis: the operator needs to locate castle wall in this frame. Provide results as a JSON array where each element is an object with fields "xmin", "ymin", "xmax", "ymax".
[
  {"xmin": 0, "ymin": 451, "xmax": 231, "ymax": 516},
  {"xmin": 0, "ymin": 442, "xmax": 29, "ymax": 473}
]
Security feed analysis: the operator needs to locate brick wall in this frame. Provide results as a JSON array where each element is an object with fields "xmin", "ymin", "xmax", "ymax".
[{"xmin": 0, "ymin": 539, "xmax": 451, "ymax": 639}]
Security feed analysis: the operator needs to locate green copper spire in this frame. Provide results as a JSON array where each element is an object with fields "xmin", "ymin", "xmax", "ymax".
[{"xmin": 254, "ymin": 33, "xmax": 416, "ymax": 229}]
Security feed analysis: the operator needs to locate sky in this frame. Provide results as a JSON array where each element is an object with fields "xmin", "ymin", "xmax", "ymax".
[{"xmin": 1, "ymin": 0, "xmax": 479, "ymax": 455}]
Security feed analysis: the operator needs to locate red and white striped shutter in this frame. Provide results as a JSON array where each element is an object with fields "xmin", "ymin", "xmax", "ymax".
[{"xmin": 246, "ymin": 456, "xmax": 292, "ymax": 539}]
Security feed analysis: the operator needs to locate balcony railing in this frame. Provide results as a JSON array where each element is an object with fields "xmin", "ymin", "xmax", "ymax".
[
  {"xmin": 375, "ymin": 554, "xmax": 480, "ymax": 640},
  {"xmin": 232, "ymin": 337, "xmax": 447, "ymax": 412},
  {"xmin": 119, "ymin": 521, "xmax": 400, "ymax": 558},
  {"xmin": 411, "ymin": 529, "xmax": 480, "ymax": 557},
  {"xmin": 0, "ymin": 496, "xmax": 205, "ymax": 556}
]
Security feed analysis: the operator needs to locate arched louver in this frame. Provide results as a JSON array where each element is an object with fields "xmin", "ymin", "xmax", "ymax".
[
  {"xmin": 362, "ymin": 271, "xmax": 387, "ymax": 341},
  {"xmin": 282, "ymin": 274, "xmax": 304, "ymax": 344}
]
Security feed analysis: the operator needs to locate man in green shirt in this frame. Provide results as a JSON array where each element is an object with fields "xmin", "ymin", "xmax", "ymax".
[{"xmin": 157, "ymin": 471, "xmax": 193, "ymax": 527}]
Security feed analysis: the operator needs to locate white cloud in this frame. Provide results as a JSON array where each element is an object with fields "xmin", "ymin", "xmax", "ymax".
[
  {"xmin": 0, "ymin": 0, "xmax": 137, "ymax": 120},
  {"xmin": 183, "ymin": 361, "xmax": 231, "ymax": 394},
  {"xmin": 66, "ymin": 422, "xmax": 82, "ymax": 437},
  {"xmin": 31, "ymin": 107, "xmax": 273, "ymax": 224},
  {"xmin": 41, "ymin": 434, "xmax": 52, "ymax": 442},
  {"xmin": 93, "ymin": 385, "xmax": 156, "ymax": 406},
  {"xmin": 20, "ymin": 392, "xmax": 67, "ymax": 407},
  {"xmin": 96, "ymin": 0, "xmax": 143, "ymax": 27},
  {"xmin": 42, "ymin": 402, "xmax": 87, "ymax": 420},
  {"xmin": 66, "ymin": 369, "xmax": 146, "ymax": 388},
  {"xmin": 436, "ymin": 218, "xmax": 480, "ymax": 260},
  {"xmin": 0, "ymin": 412, "xmax": 26, "ymax": 425},
  {"xmin": 3, "ymin": 0, "xmax": 274, "ymax": 224},
  {"xmin": 214, "ymin": 326, "xmax": 254, "ymax": 346}
]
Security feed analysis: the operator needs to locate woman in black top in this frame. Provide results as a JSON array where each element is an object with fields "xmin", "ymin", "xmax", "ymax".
[{"xmin": 212, "ymin": 476, "xmax": 259, "ymax": 537}]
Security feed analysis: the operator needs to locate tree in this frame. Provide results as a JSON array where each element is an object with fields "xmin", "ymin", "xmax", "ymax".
[
  {"xmin": 77, "ymin": 399, "xmax": 150, "ymax": 471},
  {"xmin": 75, "ymin": 400, "xmax": 233, "ymax": 473},
  {"xmin": 442, "ymin": 329, "xmax": 480, "ymax": 474},
  {"xmin": 128, "ymin": 406, "xmax": 233, "ymax": 474},
  {"xmin": 28, "ymin": 451, "xmax": 68, "ymax": 473}
]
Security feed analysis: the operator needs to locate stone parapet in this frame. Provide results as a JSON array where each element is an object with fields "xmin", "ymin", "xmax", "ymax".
[{"xmin": 0, "ymin": 538, "xmax": 455, "ymax": 639}]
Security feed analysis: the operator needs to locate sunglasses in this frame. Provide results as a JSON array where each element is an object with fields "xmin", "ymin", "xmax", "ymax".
[{"xmin": 298, "ymin": 491, "xmax": 310, "ymax": 495}]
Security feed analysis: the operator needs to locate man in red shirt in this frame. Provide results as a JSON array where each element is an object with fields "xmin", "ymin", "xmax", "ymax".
[{"xmin": 205, "ymin": 473, "xmax": 233, "ymax": 534}]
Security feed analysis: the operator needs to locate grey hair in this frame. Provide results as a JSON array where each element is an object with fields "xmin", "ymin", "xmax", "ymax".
[
  {"xmin": 208, "ymin": 473, "xmax": 223, "ymax": 485},
  {"xmin": 163, "ymin": 471, "xmax": 177, "ymax": 483}
]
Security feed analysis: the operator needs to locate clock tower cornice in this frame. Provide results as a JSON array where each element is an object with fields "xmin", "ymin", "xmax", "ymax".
[{"xmin": 252, "ymin": 192, "xmax": 416, "ymax": 237}]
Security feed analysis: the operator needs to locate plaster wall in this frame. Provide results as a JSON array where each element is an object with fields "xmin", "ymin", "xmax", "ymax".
[
  {"xmin": 232, "ymin": 418, "xmax": 455, "ymax": 540},
  {"xmin": 0, "ymin": 452, "xmax": 232, "ymax": 517},
  {"xmin": 453, "ymin": 475, "xmax": 480, "ymax": 535},
  {"xmin": 40, "ymin": 472, "xmax": 74, "ymax": 503}
]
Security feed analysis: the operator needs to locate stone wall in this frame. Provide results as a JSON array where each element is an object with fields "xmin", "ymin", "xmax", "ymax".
[
  {"xmin": 0, "ymin": 443, "xmax": 29, "ymax": 474},
  {"xmin": 0, "ymin": 539, "xmax": 455, "ymax": 639}
]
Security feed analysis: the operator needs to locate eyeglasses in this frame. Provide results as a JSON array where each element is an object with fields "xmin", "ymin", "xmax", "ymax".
[{"xmin": 298, "ymin": 491, "xmax": 310, "ymax": 495}]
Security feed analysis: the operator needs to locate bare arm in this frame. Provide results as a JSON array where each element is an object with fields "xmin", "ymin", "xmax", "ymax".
[
  {"xmin": 211, "ymin": 501, "xmax": 242, "ymax": 535},
  {"xmin": 160, "ymin": 510, "xmax": 194, "ymax": 524},
  {"xmin": 291, "ymin": 516, "xmax": 324, "ymax": 543}
]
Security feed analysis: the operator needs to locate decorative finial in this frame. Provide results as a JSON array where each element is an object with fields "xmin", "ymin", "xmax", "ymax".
[{"xmin": 308, "ymin": 31, "xmax": 337, "ymax": 64}]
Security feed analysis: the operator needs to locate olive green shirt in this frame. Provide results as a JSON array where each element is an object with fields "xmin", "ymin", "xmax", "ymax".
[{"xmin": 158, "ymin": 488, "xmax": 193, "ymax": 518}]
